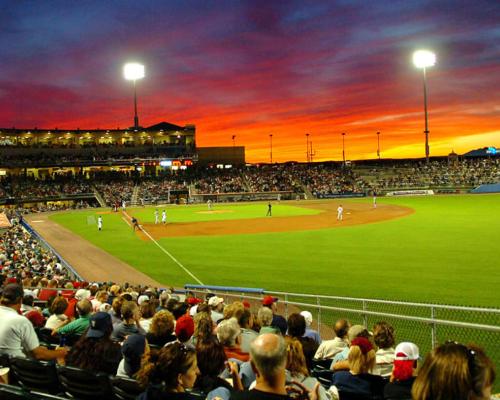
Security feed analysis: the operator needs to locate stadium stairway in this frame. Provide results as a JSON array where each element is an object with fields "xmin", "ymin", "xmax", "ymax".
[
  {"xmin": 92, "ymin": 187, "xmax": 107, "ymax": 207},
  {"xmin": 130, "ymin": 185, "xmax": 140, "ymax": 206}
]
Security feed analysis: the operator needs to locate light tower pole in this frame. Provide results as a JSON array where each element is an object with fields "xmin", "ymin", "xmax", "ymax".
[
  {"xmin": 123, "ymin": 63, "xmax": 145, "ymax": 130},
  {"xmin": 342, "ymin": 132, "xmax": 346, "ymax": 165},
  {"xmin": 306, "ymin": 133, "xmax": 310, "ymax": 162},
  {"xmin": 377, "ymin": 131, "xmax": 381, "ymax": 159},
  {"xmin": 413, "ymin": 50, "xmax": 436, "ymax": 163},
  {"xmin": 269, "ymin": 134, "xmax": 273, "ymax": 163}
]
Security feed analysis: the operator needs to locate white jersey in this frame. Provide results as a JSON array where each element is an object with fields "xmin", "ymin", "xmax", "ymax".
[
  {"xmin": 97, "ymin": 216, "xmax": 103, "ymax": 230},
  {"xmin": 162, "ymin": 211, "xmax": 167, "ymax": 223},
  {"xmin": 337, "ymin": 206, "xmax": 344, "ymax": 220},
  {"xmin": 154, "ymin": 211, "xmax": 159, "ymax": 224}
]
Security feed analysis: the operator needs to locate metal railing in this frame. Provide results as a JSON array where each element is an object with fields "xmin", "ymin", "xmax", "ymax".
[{"xmin": 185, "ymin": 284, "xmax": 500, "ymax": 380}]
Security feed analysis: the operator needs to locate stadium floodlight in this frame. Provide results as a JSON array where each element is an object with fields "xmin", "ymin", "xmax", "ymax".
[
  {"xmin": 413, "ymin": 50, "xmax": 436, "ymax": 163},
  {"xmin": 123, "ymin": 63, "xmax": 145, "ymax": 129}
]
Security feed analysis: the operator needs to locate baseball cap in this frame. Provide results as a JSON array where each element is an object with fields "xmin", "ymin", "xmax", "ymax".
[
  {"xmin": 122, "ymin": 334, "xmax": 147, "ymax": 376},
  {"xmin": 187, "ymin": 297, "xmax": 202, "ymax": 305},
  {"xmin": 347, "ymin": 325, "xmax": 371, "ymax": 342},
  {"xmin": 208, "ymin": 296, "xmax": 224, "ymax": 307},
  {"xmin": 262, "ymin": 295, "xmax": 278, "ymax": 306},
  {"xmin": 300, "ymin": 311, "xmax": 313, "ymax": 327},
  {"xmin": 175, "ymin": 315, "xmax": 194, "ymax": 342},
  {"xmin": 86, "ymin": 312, "xmax": 113, "ymax": 338},
  {"xmin": 395, "ymin": 342, "xmax": 420, "ymax": 361},
  {"xmin": 138, "ymin": 295, "xmax": 149, "ymax": 305},
  {"xmin": 242, "ymin": 300, "xmax": 251, "ymax": 309}
]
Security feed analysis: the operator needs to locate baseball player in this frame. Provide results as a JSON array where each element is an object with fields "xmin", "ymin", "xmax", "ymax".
[
  {"xmin": 161, "ymin": 210, "xmax": 167, "ymax": 224},
  {"xmin": 337, "ymin": 204, "xmax": 344, "ymax": 221},
  {"xmin": 154, "ymin": 209, "xmax": 159, "ymax": 224},
  {"xmin": 373, "ymin": 192, "xmax": 377, "ymax": 209},
  {"xmin": 97, "ymin": 216, "xmax": 103, "ymax": 231},
  {"xmin": 266, "ymin": 202, "xmax": 272, "ymax": 217},
  {"xmin": 207, "ymin": 199, "xmax": 212, "ymax": 210}
]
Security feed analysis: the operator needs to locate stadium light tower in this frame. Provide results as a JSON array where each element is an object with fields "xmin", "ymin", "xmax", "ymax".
[
  {"xmin": 306, "ymin": 133, "xmax": 310, "ymax": 162},
  {"xmin": 123, "ymin": 62, "xmax": 145, "ymax": 130},
  {"xmin": 413, "ymin": 50, "xmax": 436, "ymax": 163},
  {"xmin": 377, "ymin": 131, "xmax": 381, "ymax": 159},
  {"xmin": 269, "ymin": 134, "xmax": 273, "ymax": 164},
  {"xmin": 342, "ymin": 132, "xmax": 346, "ymax": 165}
]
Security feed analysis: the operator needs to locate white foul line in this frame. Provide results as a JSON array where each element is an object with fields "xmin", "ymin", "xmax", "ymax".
[{"xmin": 140, "ymin": 226, "xmax": 204, "ymax": 286}]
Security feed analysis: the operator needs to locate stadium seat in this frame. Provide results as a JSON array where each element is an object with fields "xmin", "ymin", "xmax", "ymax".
[
  {"xmin": 9, "ymin": 356, "xmax": 61, "ymax": 394},
  {"xmin": 56, "ymin": 365, "xmax": 113, "ymax": 399},
  {"xmin": 338, "ymin": 392, "xmax": 373, "ymax": 400},
  {"xmin": 110, "ymin": 375, "xmax": 144, "ymax": 400},
  {"xmin": 0, "ymin": 384, "xmax": 31, "ymax": 400}
]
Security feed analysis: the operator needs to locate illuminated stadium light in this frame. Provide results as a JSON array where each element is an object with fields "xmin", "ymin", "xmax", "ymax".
[
  {"xmin": 413, "ymin": 50, "xmax": 436, "ymax": 163},
  {"xmin": 123, "ymin": 62, "xmax": 145, "ymax": 129},
  {"xmin": 413, "ymin": 50, "xmax": 436, "ymax": 69},
  {"xmin": 159, "ymin": 160, "xmax": 172, "ymax": 167}
]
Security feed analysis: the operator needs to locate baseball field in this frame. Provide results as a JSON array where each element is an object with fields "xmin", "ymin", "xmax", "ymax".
[{"xmin": 30, "ymin": 194, "xmax": 500, "ymax": 308}]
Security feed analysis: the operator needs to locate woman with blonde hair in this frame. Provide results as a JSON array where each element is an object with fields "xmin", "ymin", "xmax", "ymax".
[
  {"xmin": 330, "ymin": 337, "xmax": 385, "ymax": 398},
  {"xmin": 412, "ymin": 342, "xmax": 495, "ymax": 400},
  {"xmin": 285, "ymin": 337, "xmax": 330, "ymax": 400}
]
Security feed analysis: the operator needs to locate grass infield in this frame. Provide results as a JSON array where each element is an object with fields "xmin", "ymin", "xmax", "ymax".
[{"xmin": 50, "ymin": 195, "xmax": 500, "ymax": 308}]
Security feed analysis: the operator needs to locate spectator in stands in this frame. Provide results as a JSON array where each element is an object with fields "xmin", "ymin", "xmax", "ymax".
[
  {"xmin": 140, "ymin": 300, "xmax": 156, "ymax": 332},
  {"xmin": 412, "ymin": 342, "xmax": 496, "ymax": 400},
  {"xmin": 330, "ymin": 337, "xmax": 385, "ymax": 399},
  {"xmin": 231, "ymin": 333, "xmax": 320, "ymax": 400},
  {"xmin": 45, "ymin": 295, "xmax": 69, "ymax": 330},
  {"xmin": 112, "ymin": 300, "xmax": 146, "ymax": 341},
  {"xmin": 209, "ymin": 295, "xmax": 225, "ymax": 324},
  {"xmin": 238, "ymin": 308, "xmax": 258, "ymax": 353},
  {"xmin": 262, "ymin": 295, "xmax": 287, "ymax": 335},
  {"xmin": 137, "ymin": 342, "xmax": 200, "ymax": 400},
  {"xmin": 372, "ymin": 321, "xmax": 395, "ymax": 377},
  {"xmin": 146, "ymin": 310, "xmax": 176, "ymax": 347},
  {"xmin": 257, "ymin": 307, "xmax": 279, "ymax": 335},
  {"xmin": 330, "ymin": 325, "xmax": 372, "ymax": 371},
  {"xmin": 109, "ymin": 296, "xmax": 124, "ymax": 325},
  {"xmin": 217, "ymin": 317, "xmax": 249, "ymax": 362},
  {"xmin": 384, "ymin": 342, "xmax": 419, "ymax": 400},
  {"xmin": 0, "ymin": 283, "xmax": 67, "ymax": 360},
  {"xmin": 285, "ymin": 337, "xmax": 329, "ymax": 400},
  {"xmin": 314, "ymin": 319, "xmax": 350, "ymax": 360},
  {"xmin": 193, "ymin": 312, "xmax": 215, "ymax": 345},
  {"xmin": 65, "ymin": 311, "xmax": 122, "ymax": 375},
  {"xmin": 175, "ymin": 315, "xmax": 195, "ymax": 347},
  {"xmin": 54, "ymin": 298, "xmax": 92, "ymax": 337},
  {"xmin": 195, "ymin": 337, "xmax": 243, "ymax": 397},
  {"xmin": 287, "ymin": 313, "xmax": 318, "ymax": 372},
  {"xmin": 300, "ymin": 311, "xmax": 321, "ymax": 345},
  {"xmin": 117, "ymin": 334, "xmax": 149, "ymax": 379}
]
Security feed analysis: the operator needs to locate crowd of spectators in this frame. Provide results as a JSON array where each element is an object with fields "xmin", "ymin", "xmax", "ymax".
[
  {"xmin": 0, "ymin": 159, "xmax": 499, "ymax": 208},
  {"xmin": 0, "ymin": 222, "xmax": 496, "ymax": 399}
]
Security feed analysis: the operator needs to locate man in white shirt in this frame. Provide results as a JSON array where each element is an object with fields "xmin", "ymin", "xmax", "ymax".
[
  {"xmin": 0, "ymin": 284, "xmax": 67, "ymax": 360},
  {"xmin": 337, "ymin": 205, "xmax": 344, "ymax": 221}
]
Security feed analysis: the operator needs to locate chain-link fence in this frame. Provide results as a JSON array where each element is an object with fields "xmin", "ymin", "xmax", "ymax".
[{"xmin": 186, "ymin": 285, "xmax": 500, "ymax": 391}]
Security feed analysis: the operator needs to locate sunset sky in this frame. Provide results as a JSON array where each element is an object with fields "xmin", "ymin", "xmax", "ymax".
[{"xmin": 1, "ymin": 1, "xmax": 499, "ymax": 163}]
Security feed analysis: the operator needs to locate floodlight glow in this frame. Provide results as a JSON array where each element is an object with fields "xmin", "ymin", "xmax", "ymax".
[
  {"xmin": 413, "ymin": 50, "xmax": 436, "ymax": 69},
  {"xmin": 123, "ymin": 63, "xmax": 145, "ymax": 81}
]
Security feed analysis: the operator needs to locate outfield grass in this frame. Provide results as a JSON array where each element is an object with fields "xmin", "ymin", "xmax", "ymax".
[{"xmin": 50, "ymin": 195, "xmax": 500, "ymax": 308}]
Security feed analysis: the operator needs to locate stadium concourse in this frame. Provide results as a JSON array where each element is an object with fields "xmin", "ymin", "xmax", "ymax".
[{"xmin": 0, "ymin": 216, "xmax": 498, "ymax": 399}]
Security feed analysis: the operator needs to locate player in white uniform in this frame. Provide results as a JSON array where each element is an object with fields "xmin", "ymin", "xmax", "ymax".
[
  {"xmin": 337, "ymin": 205, "xmax": 344, "ymax": 221},
  {"xmin": 122, "ymin": 200, "xmax": 126, "ymax": 211},
  {"xmin": 373, "ymin": 193, "xmax": 377, "ymax": 208},
  {"xmin": 154, "ymin": 209, "xmax": 159, "ymax": 224},
  {"xmin": 161, "ymin": 210, "xmax": 167, "ymax": 224},
  {"xmin": 207, "ymin": 199, "xmax": 212, "ymax": 210},
  {"xmin": 97, "ymin": 216, "xmax": 103, "ymax": 231}
]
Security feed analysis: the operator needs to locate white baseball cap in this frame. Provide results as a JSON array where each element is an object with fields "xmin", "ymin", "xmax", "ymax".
[
  {"xmin": 300, "ymin": 311, "xmax": 313, "ymax": 327},
  {"xmin": 395, "ymin": 342, "xmax": 420, "ymax": 361},
  {"xmin": 208, "ymin": 296, "xmax": 224, "ymax": 307}
]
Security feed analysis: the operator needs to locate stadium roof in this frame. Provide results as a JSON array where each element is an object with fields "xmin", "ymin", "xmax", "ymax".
[
  {"xmin": 462, "ymin": 147, "xmax": 498, "ymax": 157},
  {"xmin": 146, "ymin": 122, "xmax": 185, "ymax": 131}
]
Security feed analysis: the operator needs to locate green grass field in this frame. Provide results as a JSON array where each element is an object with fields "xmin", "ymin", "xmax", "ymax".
[{"xmin": 50, "ymin": 195, "xmax": 500, "ymax": 308}]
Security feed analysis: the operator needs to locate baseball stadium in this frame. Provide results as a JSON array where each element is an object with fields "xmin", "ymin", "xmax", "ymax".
[{"xmin": 0, "ymin": 123, "xmax": 499, "ymax": 398}]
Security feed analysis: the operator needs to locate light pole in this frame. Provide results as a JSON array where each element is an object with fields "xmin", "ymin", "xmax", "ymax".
[
  {"xmin": 377, "ymin": 131, "xmax": 381, "ymax": 159},
  {"xmin": 123, "ymin": 63, "xmax": 145, "ymax": 130},
  {"xmin": 305, "ymin": 133, "xmax": 310, "ymax": 162},
  {"xmin": 269, "ymin": 134, "xmax": 273, "ymax": 163},
  {"xmin": 232, "ymin": 135, "xmax": 236, "ymax": 147},
  {"xmin": 413, "ymin": 50, "xmax": 436, "ymax": 163},
  {"xmin": 342, "ymin": 132, "xmax": 346, "ymax": 165}
]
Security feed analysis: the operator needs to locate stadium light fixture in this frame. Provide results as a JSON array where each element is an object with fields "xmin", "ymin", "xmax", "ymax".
[
  {"xmin": 123, "ymin": 62, "xmax": 145, "ymax": 129},
  {"xmin": 342, "ymin": 132, "xmax": 346, "ymax": 165},
  {"xmin": 413, "ymin": 50, "xmax": 436, "ymax": 163}
]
